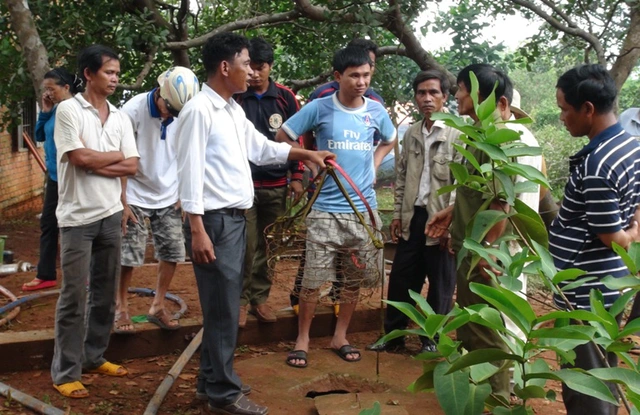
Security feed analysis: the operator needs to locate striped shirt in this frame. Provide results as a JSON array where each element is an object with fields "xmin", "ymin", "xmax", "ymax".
[{"xmin": 550, "ymin": 123, "xmax": 640, "ymax": 310}]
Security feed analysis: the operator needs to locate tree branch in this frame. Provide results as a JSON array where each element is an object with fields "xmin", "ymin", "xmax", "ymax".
[
  {"xmin": 289, "ymin": 71, "xmax": 332, "ymax": 93},
  {"xmin": 165, "ymin": 10, "xmax": 301, "ymax": 50},
  {"xmin": 610, "ymin": 5, "xmax": 640, "ymax": 90},
  {"xmin": 6, "ymin": 0, "xmax": 50, "ymax": 104},
  {"xmin": 380, "ymin": 0, "xmax": 456, "ymax": 89},
  {"xmin": 118, "ymin": 46, "xmax": 159, "ymax": 90},
  {"xmin": 126, "ymin": 0, "xmax": 173, "ymax": 33},
  {"xmin": 509, "ymin": 0, "xmax": 606, "ymax": 64},
  {"xmin": 378, "ymin": 45, "xmax": 407, "ymax": 57}
]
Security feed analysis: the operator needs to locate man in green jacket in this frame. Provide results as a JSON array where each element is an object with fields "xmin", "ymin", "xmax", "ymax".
[{"xmin": 367, "ymin": 69, "xmax": 460, "ymax": 353}]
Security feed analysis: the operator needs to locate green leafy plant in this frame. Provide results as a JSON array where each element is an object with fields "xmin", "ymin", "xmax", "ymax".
[
  {"xmin": 358, "ymin": 401, "xmax": 382, "ymax": 415},
  {"xmin": 377, "ymin": 72, "xmax": 640, "ymax": 414}
]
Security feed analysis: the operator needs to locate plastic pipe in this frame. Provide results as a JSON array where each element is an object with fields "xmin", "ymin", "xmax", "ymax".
[
  {"xmin": 128, "ymin": 287, "xmax": 188, "ymax": 319},
  {"xmin": 143, "ymin": 328, "xmax": 203, "ymax": 415},
  {"xmin": 0, "ymin": 285, "xmax": 19, "ymax": 326},
  {"xmin": 0, "ymin": 382, "xmax": 65, "ymax": 415},
  {"xmin": 0, "ymin": 289, "xmax": 60, "ymax": 317}
]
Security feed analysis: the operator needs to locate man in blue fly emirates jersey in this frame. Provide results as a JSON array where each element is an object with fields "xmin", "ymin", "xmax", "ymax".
[{"xmin": 275, "ymin": 46, "xmax": 396, "ymax": 368}]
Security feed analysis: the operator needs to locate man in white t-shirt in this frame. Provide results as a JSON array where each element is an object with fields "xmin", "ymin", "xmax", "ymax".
[
  {"xmin": 51, "ymin": 44, "xmax": 140, "ymax": 399},
  {"xmin": 114, "ymin": 67, "xmax": 199, "ymax": 333}
]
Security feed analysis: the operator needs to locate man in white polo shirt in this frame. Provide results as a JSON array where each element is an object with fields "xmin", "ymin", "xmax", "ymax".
[
  {"xmin": 51, "ymin": 44, "xmax": 139, "ymax": 399},
  {"xmin": 114, "ymin": 67, "xmax": 199, "ymax": 334}
]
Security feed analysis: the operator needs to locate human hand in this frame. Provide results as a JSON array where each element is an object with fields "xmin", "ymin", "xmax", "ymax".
[
  {"xmin": 191, "ymin": 231, "xmax": 216, "ymax": 263},
  {"xmin": 426, "ymin": 208, "xmax": 453, "ymax": 238},
  {"xmin": 477, "ymin": 257, "xmax": 501, "ymax": 281},
  {"xmin": 310, "ymin": 150, "xmax": 336, "ymax": 169},
  {"xmin": 121, "ymin": 205, "xmax": 138, "ymax": 235},
  {"xmin": 42, "ymin": 93, "xmax": 54, "ymax": 113},
  {"xmin": 627, "ymin": 221, "xmax": 640, "ymax": 246},
  {"xmin": 389, "ymin": 219, "xmax": 402, "ymax": 243},
  {"xmin": 290, "ymin": 180, "xmax": 304, "ymax": 200}
]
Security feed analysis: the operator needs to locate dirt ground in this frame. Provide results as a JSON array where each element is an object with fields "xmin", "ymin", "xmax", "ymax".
[{"xmin": 0, "ymin": 214, "xmax": 628, "ymax": 415}]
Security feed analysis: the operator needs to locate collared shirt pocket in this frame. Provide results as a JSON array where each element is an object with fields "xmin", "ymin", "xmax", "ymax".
[{"xmin": 432, "ymin": 153, "xmax": 452, "ymax": 181}]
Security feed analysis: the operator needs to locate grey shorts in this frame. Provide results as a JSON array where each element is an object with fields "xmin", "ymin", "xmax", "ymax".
[
  {"xmin": 302, "ymin": 209, "xmax": 383, "ymax": 290},
  {"xmin": 121, "ymin": 204, "xmax": 185, "ymax": 266}
]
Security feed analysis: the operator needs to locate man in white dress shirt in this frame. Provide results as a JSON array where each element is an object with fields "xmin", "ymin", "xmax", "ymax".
[{"xmin": 174, "ymin": 32, "xmax": 333, "ymax": 415}]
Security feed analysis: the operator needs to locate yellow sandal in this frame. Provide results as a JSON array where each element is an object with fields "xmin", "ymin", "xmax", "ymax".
[
  {"xmin": 53, "ymin": 381, "xmax": 89, "ymax": 398},
  {"xmin": 87, "ymin": 361, "xmax": 128, "ymax": 377}
]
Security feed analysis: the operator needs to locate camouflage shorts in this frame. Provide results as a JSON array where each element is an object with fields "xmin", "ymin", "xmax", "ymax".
[
  {"xmin": 302, "ymin": 209, "xmax": 383, "ymax": 290},
  {"xmin": 121, "ymin": 204, "xmax": 185, "ymax": 266}
]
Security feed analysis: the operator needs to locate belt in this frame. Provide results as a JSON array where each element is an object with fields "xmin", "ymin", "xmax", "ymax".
[{"xmin": 207, "ymin": 208, "xmax": 246, "ymax": 217}]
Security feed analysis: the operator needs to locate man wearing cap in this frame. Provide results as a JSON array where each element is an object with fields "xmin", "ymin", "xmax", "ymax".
[
  {"xmin": 620, "ymin": 107, "xmax": 640, "ymax": 137},
  {"xmin": 114, "ymin": 67, "xmax": 199, "ymax": 333}
]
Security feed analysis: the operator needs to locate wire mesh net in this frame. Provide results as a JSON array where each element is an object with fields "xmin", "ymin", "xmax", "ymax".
[{"xmin": 265, "ymin": 165, "xmax": 385, "ymax": 303}]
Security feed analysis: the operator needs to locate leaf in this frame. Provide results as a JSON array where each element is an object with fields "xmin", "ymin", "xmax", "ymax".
[
  {"xmin": 384, "ymin": 300, "xmax": 427, "ymax": 327},
  {"xmin": 501, "ymin": 162, "xmax": 550, "ymax": 187},
  {"xmin": 534, "ymin": 310, "xmax": 607, "ymax": 325},
  {"xmin": 528, "ymin": 369, "xmax": 618, "ymax": 405},
  {"xmin": 609, "ymin": 290, "xmax": 636, "ymax": 319},
  {"xmin": 514, "ymin": 384, "xmax": 547, "ymax": 400},
  {"xmin": 468, "ymin": 209, "xmax": 511, "ymax": 245},
  {"xmin": 513, "ymin": 181, "xmax": 539, "ymax": 195},
  {"xmin": 447, "ymin": 349, "xmax": 523, "ymax": 374},
  {"xmin": 485, "ymin": 128, "xmax": 520, "ymax": 145},
  {"xmin": 530, "ymin": 325, "xmax": 597, "ymax": 341},
  {"xmin": 358, "ymin": 401, "xmax": 382, "ymax": 415},
  {"xmin": 629, "ymin": 242, "xmax": 640, "ymax": 273},
  {"xmin": 408, "ymin": 361, "xmax": 438, "ymax": 392},
  {"xmin": 450, "ymin": 162, "xmax": 470, "ymax": 185},
  {"xmin": 434, "ymin": 360, "xmax": 471, "ymax": 415},
  {"xmin": 454, "ymin": 143, "xmax": 481, "ymax": 172},
  {"xmin": 467, "ymin": 305, "xmax": 508, "ymax": 332},
  {"xmin": 470, "ymin": 283, "xmax": 535, "ymax": 334},
  {"xmin": 494, "ymin": 170, "xmax": 515, "ymax": 205},
  {"xmin": 601, "ymin": 275, "xmax": 640, "ymax": 290},
  {"xmin": 589, "ymin": 290, "xmax": 619, "ymax": 339},
  {"xmin": 503, "ymin": 146, "xmax": 543, "ymax": 158},
  {"xmin": 464, "ymin": 383, "xmax": 492, "ymax": 415},
  {"xmin": 511, "ymin": 203, "xmax": 548, "ymax": 248},
  {"xmin": 531, "ymin": 240, "xmax": 556, "ymax": 279},
  {"xmin": 470, "ymin": 362, "xmax": 501, "ymax": 383},
  {"xmin": 437, "ymin": 183, "xmax": 461, "ymax": 196},
  {"xmin": 552, "ymin": 268, "xmax": 587, "ymax": 285},
  {"xmin": 493, "ymin": 406, "xmax": 529, "ymax": 415},
  {"xmin": 611, "ymin": 242, "xmax": 637, "ymax": 275},
  {"xmin": 475, "ymin": 142, "xmax": 508, "ymax": 162},
  {"xmin": 476, "ymin": 82, "xmax": 497, "ymax": 121},
  {"xmin": 560, "ymin": 276, "xmax": 597, "ymax": 291}
]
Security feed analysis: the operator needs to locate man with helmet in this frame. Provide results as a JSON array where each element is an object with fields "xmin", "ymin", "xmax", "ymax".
[{"xmin": 114, "ymin": 66, "xmax": 199, "ymax": 333}]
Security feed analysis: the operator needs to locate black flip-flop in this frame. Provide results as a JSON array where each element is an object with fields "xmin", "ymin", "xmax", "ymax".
[
  {"xmin": 333, "ymin": 345, "xmax": 361, "ymax": 362},
  {"xmin": 286, "ymin": 350, "xmax": 308, "ymax": 368}
]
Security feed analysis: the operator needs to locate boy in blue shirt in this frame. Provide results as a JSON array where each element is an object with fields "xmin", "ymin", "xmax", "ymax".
[{"xmin": 276, "ymin": 47, "xmax": 396, "ymax": 368}]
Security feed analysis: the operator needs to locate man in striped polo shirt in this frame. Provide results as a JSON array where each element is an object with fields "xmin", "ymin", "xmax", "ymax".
[{"xmin": 551, "ymin": 64, "xmax": 640, "ymax": 415}]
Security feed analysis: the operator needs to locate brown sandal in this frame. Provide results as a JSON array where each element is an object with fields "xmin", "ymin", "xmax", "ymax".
[
  {"xmin": 113, "ymin": 311, "xmax": 135, "ymax": 334},
  {"xmin": 146, "ymin": 309, "xmax": 180, "ymax": 330}
]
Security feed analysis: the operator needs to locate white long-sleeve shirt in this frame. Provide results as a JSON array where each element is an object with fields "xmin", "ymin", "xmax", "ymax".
[{"xmin": 174, "ymin": 83, "xmax": 292, "ymax": 215}]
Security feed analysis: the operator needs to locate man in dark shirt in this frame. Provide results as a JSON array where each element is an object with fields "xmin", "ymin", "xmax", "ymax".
[
  {"xmin": 234, "ymin": 37, "xmax": 304, "ymax": 328},
  {"xmin": 550, "ymin": 64, "xmax": 640, "ymax": 415}
]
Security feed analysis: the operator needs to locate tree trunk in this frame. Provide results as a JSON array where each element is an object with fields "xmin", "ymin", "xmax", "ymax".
[
  {"xmin": 610, "ymin": 5, "xmax": 640, "ymax": 92},
  {"xmin": 6, "ymin": 0, "xmax": 50, "ymax": 104}
]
